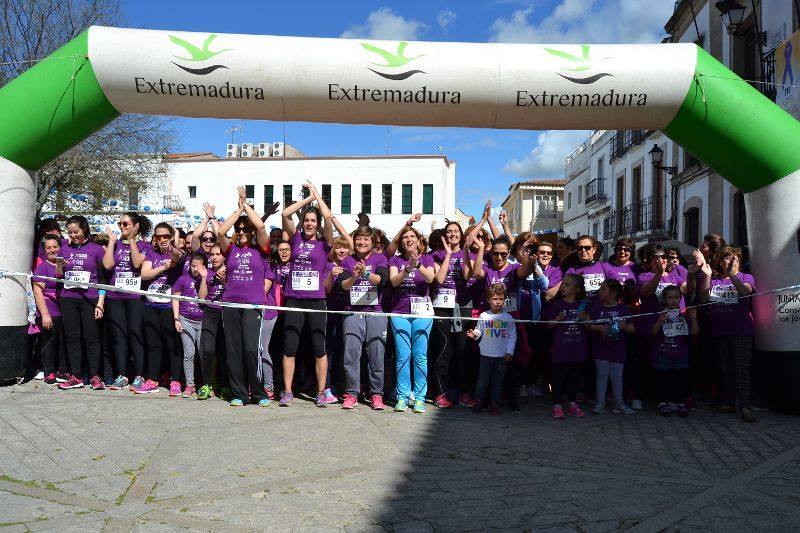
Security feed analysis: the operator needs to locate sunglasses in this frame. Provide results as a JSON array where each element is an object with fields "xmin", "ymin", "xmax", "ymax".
[
  {"xmin": 652, "ymin": 254, "xmax": 666, "ymax": 259},
  {"xmin": 577, "ymin": 245, "xmax": 593, "ymax": 251},
  {"xmin": 118, "ymin": 221, "xmax": 132, "ymax": 228},
  {"xmin": 492, "ymin": 251, "xmax": 509, "ymax": 258},
  {"xmin": 538, "ymin": 250, "xmax": 553, "ymax": 256},
  {"xmin": 668, "ymin": 255, "xmax": 679, "ymax": 260},
  {"xmin": 154, "ymin": 234, "xmax": 171, "ymax": 240},
  {"xmin": 615, "ymin": 246, "xmax": 631, "ymax": 252},
  {"xmin": 200, "ymin": 236, "xmax": 215, "ymax": 243},
  {"xmin": 235, "ymin": 227, "xmax": 249, "ymax": 233}
]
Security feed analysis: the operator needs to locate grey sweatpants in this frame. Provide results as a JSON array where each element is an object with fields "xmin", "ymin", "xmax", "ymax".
[
  {"xmin": 595, "ymin": 359, "xmax": 624, "ymax": 407},
  {"xmin": 179, "ymin": 316, "xmax": 203, "ymax": 386},
  {"xmin": 342, "ymin": 313, "xmax": 387, "ymax": 396},
  {"xmin": 258, "ymin": 316, "xmax": 277, "ymax": 391}
]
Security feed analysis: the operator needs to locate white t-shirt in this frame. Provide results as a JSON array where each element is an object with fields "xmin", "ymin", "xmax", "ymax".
[{"xmin": 471, "ymin": 311, "xmax": 517, "ymax": 358}]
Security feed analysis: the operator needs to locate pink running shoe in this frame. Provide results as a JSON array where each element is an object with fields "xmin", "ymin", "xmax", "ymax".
[
  {"xmin": 323, "ymin": 388, "xmax": 338, "ymax": 404},
  {"xmin": 458, "ymin": 393, "xmax": 476, "ymax": 408},
  {"xmin": 551, "ymin": 404, "xmax": 565, "ymax": 419},
  {"xmin": 58, "ymin": 375, "xmax": 84, "ymax": 390},
  {"xmin": 182, "ymin": 385, "xmax": 196, "ymax": 398},
  {"xmin": 370, "ymin": 394, "xmax": 386, "ymax": 410},
  {"xmin": 89, "ymin": 376, "xmax": 105, "ymax": 390},
  {"xmin": 566, "ymin": 402, "xmax": 585, "ymax": 418},
  {"xmin": 264, "ymin": 388, "xmax": 275, "ymax": 400},
  {"xmin": 342, "ymin": 394, "xmax": 358, "ymax": 410},
  {"xmin": 133, "ymin": 379, "xmax": 159, "ymax": 394},
  {"xmin": 168, "ymin": 381, "xmax": 181, "ymax": 397},
  {"xmin": 434, "ymin": 394, "xmax": 453, "ymax": 409}
]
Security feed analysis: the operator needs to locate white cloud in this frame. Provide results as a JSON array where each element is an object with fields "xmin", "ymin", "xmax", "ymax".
[
  {"xmin": 489, "ymin": 0, "xmax": 673, "ymax": 44},
  {"xmin": 341, "ymin": 7, "xmax": 428, "ymax": 41},
  {"xmin": 437, "ymin": 9, "xmax": 456, "ymax": 32},
  {"xmin": 503, "ymin": 130, "xmax": 590, "ymax": 177}
]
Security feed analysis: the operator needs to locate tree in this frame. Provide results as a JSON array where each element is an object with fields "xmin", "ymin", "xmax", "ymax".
[{"xmin": 0, "ymin": 0, "xmax": 176, "ymax": 215}]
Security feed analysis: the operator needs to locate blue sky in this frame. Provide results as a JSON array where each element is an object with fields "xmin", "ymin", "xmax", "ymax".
[{"xmin": 123, "ymin": 0, "xmax": 672, "ymax": 217}]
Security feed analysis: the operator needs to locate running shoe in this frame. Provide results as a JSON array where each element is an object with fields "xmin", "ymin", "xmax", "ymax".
[
  {"xmin": 130, "ymin": 376, "xmax": 144, "ymax": 390},
  {"xmin": 630, "ymin": 399, "xmax": 644, "ymax": 410},
  {"xmin": 434, "ymin": 394, "xmax": 453, "ymax": 409},
  {"xmin": 108, "ymin": 376, "xmax": 129, "ymax": 391},
  {"xmin": 527, "ymin": 385, "xmax": 544, "ymax": 398},
  {"xmin": 44, "ymin": 373, "xmax": 57, "ymax": 385},
  {"xmin": 55, "ymin": 371, "xmax": 70, "ymax": 383},
  {"xmin": 168, "ymin": 381, "xmax": 181, "ymax": 397},
  {"xmin": 196, "ymin": 384, "xmax": 213, "ymax": 401},
  {"xmin": 182, "ymin": 385, "xmax": 196, "ymax": 398},
  {"xmin": 89, "ymin": 376, "xmax": 105, "ymax": 390},
  {"xmin": 657, "ymin": 402, "xmax": 672, "ymax": 417},
  {"xmin": 315, "ymin": 392, "xmax": 328, "ymax": 408},
  {"xmin": 342, "ymin": 394, "xmax": 358, "ymax": 410},
  {"xmin": 612, "ymin": 403, "xmax": 635, "ymax": 415},
  {"xmin": 566, "ymin": 402, "xmax": 585, "ymax": 418},
  {"xmin": 592, "ymin": 403, "xmax": 606, "ymax": 415},
  {"xmin": 490, "ymin": 404, "xmax": 501, "ymax": 416},
  {"xmin": 33, "ymin": 371, "xmax": 44, "ymax": 380},
  {"xmin": 370, "ymin": 394, "xmax": 385, "ymax": 411},
  {"xmin": 323, "ymin": 388, "xmax": 338, "ymax": 404},
  {"xmin": 258, "ymin": 398, "xmax": 271, "ymax": 407},
  {"xmin": 264, "ymin": 388, "xmax": 275, "ymax": 400},
  {"xmin": 133, "ymin": 379, "xmax": 159, "ymax": 394},
  {"xmin": 279, "ymin": 391, "xmax": 293, "ymax": 407},
  {"xmin": 412, "ymin": 400, "xmax": 426, "ymax": 414},
  {"xmin": 394, "ymin": 399, "xmax": 408, "ymax": 412},
  {"xmin": 58, "ymin": 375, "xmax": 84, "ymax": 390},
  {"xmin": 458, "ymin": 393, "xmax": 477, "ymax": 408},
  {"xmin": 218, "ymin": 387, "xmax": 232, "ymax": 402},
  {"xmin": 551, "ymin": 404, "xmax": 565, "ymax": 419},
  {"xmin": 676, "ymin": 403, "xmax": 689, "ymax": 418},
  {"xmin": 740, "ymin": 407, "xmax": 755, "ymax": 423},
  {"xmin": 230, "ymin": 398, "xmax": 244, "ymax": 407}
]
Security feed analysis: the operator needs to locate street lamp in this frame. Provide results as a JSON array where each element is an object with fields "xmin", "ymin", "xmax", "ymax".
[
  {"xmin": 648, "ymin": 145, "xmax": 677, "ymax": 175},
  {"xmin": 715, "ymin": 0, "xmax": 747, "ymax": 34}
]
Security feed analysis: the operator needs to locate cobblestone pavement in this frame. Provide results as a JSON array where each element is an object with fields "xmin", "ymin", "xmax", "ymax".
[{"xmin": 2, "ymin": 382, "xmax": 800, "ymax": 532}]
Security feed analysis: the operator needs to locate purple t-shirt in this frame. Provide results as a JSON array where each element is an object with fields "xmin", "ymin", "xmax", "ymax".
[
  {"xmin": 389, "ymin": 254, "xmax": 434, "ymax": 314},
  {"xmin": 173, "ymin": 273, "xmax": 204, "ymax": 321},
  {"xmin": 203, "ymin": 267, "xmax": 225, "ymax": 311},
  {"xmin": 260, "ymin": 259, "xmax": 279, "ymax": 320},
  {"xmin": 222, "ymin": 245, "xmax": 270, "ymax": 305},
  {"xmin": 431, "ymin": 249, "xmax": 471, "ymax": 307},
  {"xmin": 649, "ymin": 309, "xmax": 692, "ymax": 362},
  {"xmin": 108, "ymin": 240, "xmax": 147, "ymax": 300},
  {"xmin": 480, "ymin": 261, "xmax": 521, "ymax": 313},
  {"xmin": 325, "ymin": 261, "xmax": 347, "ymax": 313},
  {"xmin": 708, "ymin": 274, "xmax": 756, "ymax": 336},
  {"xmin": 283, "ymin": 232, "xmax": 331, "ymax": 300},
  {"xmin": 541, "ymin": 263, "xmax": 563, "ymax": 315},
  {"xmin": 143, "ymin": 248, "xmax": 185, "ymax": 308},
  {"xmin": 589, "ymin": 303, "xmax": 630, "ymax": 363},
  {"xmin": 638, "ymin": 269, "xmax": 686, "ymax": 313},
  {"xmin": 33, "ymin": 261, "xmax": 61, "ymax": 317},
  {"xmin": 60, "ymin": 240, "xmax": 105, "ymax": 299},
  {"xmin": 342, "ymin": 253, "xmax": 388, "ymax": 312},
  {"xmin": 567, "ymin": 261, "xmax": 606, "ymax": 304},
  {"xmin": 548, "ymin": 299, "xmax": 588, "ymax": 363},
  {"xmin": 602, "ymin": 261, "xmax": 640, "ymax": 285}
]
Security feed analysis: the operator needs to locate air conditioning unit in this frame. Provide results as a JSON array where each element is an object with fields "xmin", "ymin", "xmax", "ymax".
[
  {"xmin": 240, "ymin": 143, "xmax": 254, "ymax": 158},
  {"xmin": 257, "ymin": 142, "xmax": 270, "ymax": 157},
  {"xmin": 271, "ymin": 142, "xmax": 285, "ymax": 158},
  {"xmin": 226, "ymin": 143, "xmax": 239, "ymax": 158}
]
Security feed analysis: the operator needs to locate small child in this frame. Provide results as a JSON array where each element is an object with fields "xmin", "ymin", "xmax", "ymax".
[
  {"xmin": 548, "ymin": 273, "xmax": 588, "ymax": 419},
  {"xmin": 467, "ymin": 284, "xmax": 517, "ymax": 415},
  {"xmin": 649, "ymin": 284, "xmax": 699, "ymax": 417},
  {"xmin": 172, "ymin": 253, "xmax": 209, "ymax": 398},
  {"xmin": 587, "ymin": 279, "xmax": 636, "ymax": 415}
]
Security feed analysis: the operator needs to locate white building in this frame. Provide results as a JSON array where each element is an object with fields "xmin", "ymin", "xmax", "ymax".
[
  {"xmin": 561, "ymin": 0, "xmax": 798, "ymax": 257},
  {"xmin": 138, "ymin": 145, "xmax": 457, "ymax": 237},
  {"xmin": 502, "ymin": 179, "xmax": 564, "ymax": 237}
]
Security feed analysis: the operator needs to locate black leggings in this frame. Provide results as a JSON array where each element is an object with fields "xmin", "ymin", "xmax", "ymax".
[
  {"xmin": 200, "ymin": 307, "xmax": 226, "ymax": 387},
  {"xmin": 142, "ymin": 305, "xmax": 181, "ymax": 380},
  {"xmin": 61, "ymin": 297, "xmax": 101, "ymax": 377},
  {"xmin": 38, "ymin": 316, "xmax": 63, "ymax": 375},
  {"xmin": 105, "ymin": 298, "xmax": 145, "ymax": 377},
  {"xmin": 431, "ymin": 307, "xmax": 468, "ymax": 397},
  {"xmin": 283, "ymin": 297, "xmax": 327, "ymax": 357},
  {"xmin": 222, "ymin": 307, "xmax": 265, "ymax": 403},
  {"xmin": 552, "ymin": 361, "xmax": 582, "ymax": 404}
]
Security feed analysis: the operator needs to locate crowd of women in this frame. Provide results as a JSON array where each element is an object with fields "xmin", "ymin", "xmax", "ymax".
[{"xmin": 28, "ymin": 183, "xmax": 758, "ymax": 422}]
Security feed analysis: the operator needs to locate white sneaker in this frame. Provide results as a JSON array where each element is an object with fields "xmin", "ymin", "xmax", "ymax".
[
  {"xmin": 612, "ymin": 403, "xmax": 635, "ymax": 415},
  {"xmin": 33, "ymin": 371, "xmax": 44, "ymax": 380},
  {"xmin": 518, "ymin": 385, "xmax": 529, "ymax": 399},
  {"xmin": 527, "ymin": 385, "xmax": 544, "ymax": 398},
  {"xmin": 630, "ymin": 399, "xmax": 643, "ymax": 410}
]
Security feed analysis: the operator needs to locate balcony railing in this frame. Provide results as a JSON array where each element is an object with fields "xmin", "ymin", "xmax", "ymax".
[
  {"xmin": 610, "ymin": 130, "xmax": 646, "ymax": 161},
  {"xmin": 585, "ymin": 178, "xmax": 607, "ymax": 204},
  {"xmin": 162, "ymin": 195, "xmax": 185, "ymax": 211},
  {"xmin": 603, "ymin": 211, "xmax": 616, "ymax": 241},
  {"xmin": 564, "ymin": 137, "xmax": 591, "ymax": 179}
]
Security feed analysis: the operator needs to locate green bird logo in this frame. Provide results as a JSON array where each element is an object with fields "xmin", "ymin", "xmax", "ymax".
[
  {"xmin": 361, "ymin": 41, "xmax": 426, "ymax": 80},
  {"xmin": 544, "ymin": 44, "xmax": 613, "ymax": 84},
  {"xmin": 169, "ymin": 34, "xmax": 232, "ymax": 75}
]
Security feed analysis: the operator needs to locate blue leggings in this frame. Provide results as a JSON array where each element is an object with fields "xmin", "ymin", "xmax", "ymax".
[{"xmin": 390, "ymin": 317, "xmax": 432, "ymax": 402}]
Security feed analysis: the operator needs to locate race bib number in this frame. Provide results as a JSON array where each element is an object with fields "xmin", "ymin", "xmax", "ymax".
[
  {"xmin": 64, "ymin": 270, "xmax": 90, "ymax": 289},
  {"xmin": 350, "ymin": 285, "xmax": 378, "ymax": 306},
  {"xmin": 410, "ymin": 297, "xmax": 434, "ymax": 316},
  {"xmin": 432, "ymin": 288, "xmax": 456, "ymax": 308},
  {"xmin": 291, "ymin": 270, "xmax": 319, "ymax": 292},
  {"xmin": 115, "ymin": 272, "xmax": 141, "ymax": 291},
  {"xmin": 710, "ymin": 284, "xmax": 738, "ymax": 305},
  {"xmin": 147, "ymin": 283, "xmax": 172, "ymax": 304},
  {"xmin": 584, "ymin": 274, "xmax": 604, "ymax": 292},
  {"xmin": 503, "ymin": 295, "xmax": 518, "ymax": 313},
  {"xmin": 663, "ymin": 317, "xmax": 688, "ymax": 337}
]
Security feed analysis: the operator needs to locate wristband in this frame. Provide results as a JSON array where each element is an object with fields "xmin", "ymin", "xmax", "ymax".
[{"xmin": 98, "ymin": 290, "xmax": 106, "ymax": 296}]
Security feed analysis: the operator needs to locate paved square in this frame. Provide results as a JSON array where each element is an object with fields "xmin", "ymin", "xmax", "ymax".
[{"xmin": 1, "ymin": 383, "xmax": 799, "ymax": 532}]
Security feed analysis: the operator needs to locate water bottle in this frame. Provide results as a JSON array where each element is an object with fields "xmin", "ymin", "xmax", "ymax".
[
  {"xmin": 575, "ymin": 299, "xmax": 588, "ymax": 322},
  {"xmin": 608, "ymin": 319, "xmax": 621, "ymax": 340}
]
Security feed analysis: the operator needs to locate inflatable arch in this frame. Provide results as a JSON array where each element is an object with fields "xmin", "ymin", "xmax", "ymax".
[{"xmin": 1, "ymin": 27, "xmax": 799, "ymax": 404}]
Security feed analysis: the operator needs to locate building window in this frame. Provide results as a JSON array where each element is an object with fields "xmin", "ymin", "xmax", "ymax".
[
  {"xmin": 577, "ymin": 186, "xmax": 582, "ymax": 204},
  {"xmin": 322, "ymin": 184, "xmax": 331, "ymax": 209},
  {"xmin": 597, "ymin": 157, "xmax": 604, "ymax": 179},
  {"xmin": 283, "ymin": 185, "xmax": 292, "ymax": 207},
  {"xmin": 401, "ymin": 184, "xmax": 413, "ymax": 215},
  {"xmin": 361, "ymin": 184, "xmax": 371, "ymax": 214},
  {"xmin": 188, "ymin": 186, "xmax": 196, "ymax": 199},
  {"xmin": 301, "ymin": 186, "xmax": 310, "ymax": 200},
  {"xmin": 382, "ymin": 184, "xmax": 392, "ymax": 214},
  {"xmin": 422, "ymin": 184, "xmax": 433, "ymax": 214},
  {"xmin": 245, "ymin": 185, "xmax": 255, "ymax": 199},
  {"xmin": 537, "ymin": 195, "xmax": 556, "ymax": 218},
  {"xmin": 684, "ymin": 207, "xmax": 700, "ymax": 247},
  {"xmin": 567, "ymin": 192, "xmax": 572, "ymax": 209},
  {"xmin": 684, "ymin": 149, "xmax": 699, "ymax": 171},
  {"xmin": 341, "ymin": 185, "xmax": 351, "ymax": 215},
  {"xmin": 263, "ymin": 185, "xmax": 274, "ymax": 213}
]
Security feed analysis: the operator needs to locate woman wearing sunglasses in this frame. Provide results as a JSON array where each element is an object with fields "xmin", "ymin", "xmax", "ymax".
[
  {"xmin": 190, "ymin": 202, "xmax": 220, "ymax": 259},
  {"xmin": 102, "ymin": 212, "xmax": 153, "ymax": 391},
  {"xmin": 602, "ymin": 238, "xmax": 641, "ymax": 303},
  {"xmin": 566, "ymin": 235, "xmax": 605, "ymax": 305},
  {"xmin": 637, "ymin": 244, "xmax": 687, "ymax": 315}
]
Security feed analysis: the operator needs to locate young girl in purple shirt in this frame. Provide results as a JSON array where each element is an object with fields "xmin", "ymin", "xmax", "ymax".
[
  {"xmin": 548, "ymin": 273, "xmax": 588, "ymax": 420},
  {"xmin": 172, "ymin": 253, "xmax": 209, "ymax": 398}
]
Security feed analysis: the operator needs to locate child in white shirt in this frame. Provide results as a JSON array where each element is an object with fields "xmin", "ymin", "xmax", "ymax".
[{"xmin": 467, "ymin": 283, "xmax": 517, "ymax": 415}]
